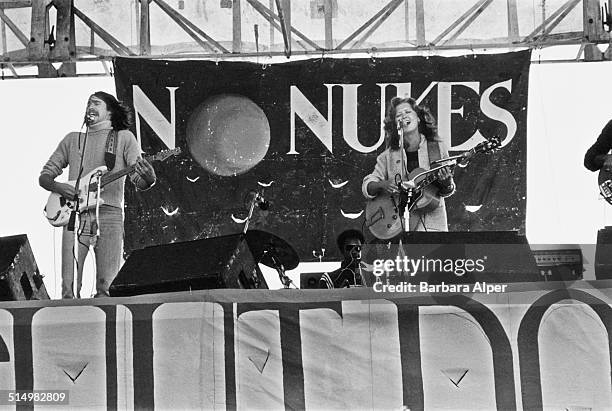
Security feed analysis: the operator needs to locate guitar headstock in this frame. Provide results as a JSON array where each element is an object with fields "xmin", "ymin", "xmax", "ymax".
[
  {"xmin": 473, "ymin": 135, "xmax": 501, "ymax": 154},
  {"xmin": 455, "ymin": 135, "xmax": 501, "ymax": 165},
  {"xmin": 147, "ymin": 147, "xmax": 182, "ymax": 162}
]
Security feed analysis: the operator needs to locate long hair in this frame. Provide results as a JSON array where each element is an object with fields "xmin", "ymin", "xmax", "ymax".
[
  {"xmin": 92, "ymin": 91, "xmax": 133, "ymax": 131},
  {"xmin": 384, "ymin": 96, "xmax": 438, "ymax": 150}
]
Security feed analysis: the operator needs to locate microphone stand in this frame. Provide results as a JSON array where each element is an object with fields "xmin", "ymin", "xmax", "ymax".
[
  {"xmin": 265, "ymin": 248, "xmax": 294, "ymax": 289},
  {"xmin": 242, "ymin": 191, "xmax": 266, "ymax": 234},
  {"xmin": 67, "ymin": 124, "xmax": 89, "ymax": 232},
  {"xmin": 69, "ymin": 122, "xmax": 90, "ymax": 298},
  {"xmin": 397, "ymin": 122, "xmax": 410, "ymax": 237},
  {"xmin": 93, "ymin": 170, "xmax": 104, "ymax": 242},
  {"xmin": 242, "ymin": 193, "xmax": 258, "ymax": 234}
]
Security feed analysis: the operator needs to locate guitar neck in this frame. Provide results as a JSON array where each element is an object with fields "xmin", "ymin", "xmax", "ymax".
[
  {"xmin": 99, "ymin": 164, "xmax": 137, "ymax": 187},
  {"xmin": 82, "ymin": 148, "xmax": 179, "ymax": 193},
  {"xmin": 414, "ymin": 140, "xmax": 498, "ymax": 190},
  {"xmin": 416, "ymin": 164, "xmax": 455, "ymax": 190},
  {"xmin": 90, "ymin": 157, "xmax": 149, "ymax": 191}
]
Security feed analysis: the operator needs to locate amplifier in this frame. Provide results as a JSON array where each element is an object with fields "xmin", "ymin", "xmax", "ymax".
[
  {"xmin": 0, "ymin": 234, "xmax": 49, "ymax": 301},
  {"xmin": 110, "ymin": 233, "xmax": 268, "ymax": 297},
  {"xmin": 596, "ymin": 226, "xmax": 612, "ymax": 279},
  {"xmin": 532, "ymin": 248, "xmax": 583, "ymax": 281}
]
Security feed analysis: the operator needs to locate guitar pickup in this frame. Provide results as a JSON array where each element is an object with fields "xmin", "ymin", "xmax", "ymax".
[
  {"xmin": 601, "ymin": 180, "xmax": 612, "ymax": 198},
  {"xmin": 367, "ymin": 208, "xmax": 384, "ymax": 227}
]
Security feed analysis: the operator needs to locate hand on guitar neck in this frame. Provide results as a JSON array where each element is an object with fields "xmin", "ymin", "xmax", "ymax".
[{"xmin": 433, "ymin": 166, "xmax": 453, "ymax": 190}]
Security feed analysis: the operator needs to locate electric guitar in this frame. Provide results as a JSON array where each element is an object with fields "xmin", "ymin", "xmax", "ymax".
[
  {"xmin": 599, "ymin": 168, "xmax": 612, "ymax": 205},
  {"xmin": 365, "ymin": 137, "xmax": 501, "ymax": 240},
  {"xmin": 44, "ymin": 148, "xmax": 181, "ymax": 227}
]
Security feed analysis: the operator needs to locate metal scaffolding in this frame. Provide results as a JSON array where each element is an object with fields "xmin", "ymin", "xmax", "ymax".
[{"xmin": 0, "ymin": 0, "xmax": 610, "ymax": 78}]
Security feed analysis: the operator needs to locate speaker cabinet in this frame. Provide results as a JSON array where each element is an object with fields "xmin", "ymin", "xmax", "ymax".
[
  {"xmin": 0, "ymin": 234, "xmax": 49, "ymax": 301},
  {"xmin": 110, "ymin": 233, "xmax": 268, "ymax": 296},
  {"xmin": 369, "ymin": 231, "xmax": 540, "ymax": 284},
  {"xmin": 595, "ymin": 226, "xmax": 612, "ymax": 280}
]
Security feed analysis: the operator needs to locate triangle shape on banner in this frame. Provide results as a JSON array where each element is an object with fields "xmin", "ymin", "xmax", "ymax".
[
  {"xmin": 57, "ymin": 361, "xmax": 89, "ymax": 383},
  {"xmin": 441, "ymin": 368, "xmax": 469, "ymax": 388},
  {"xmin": 248, "ymin": 347, "xmax": 270, "ymax": 374}
]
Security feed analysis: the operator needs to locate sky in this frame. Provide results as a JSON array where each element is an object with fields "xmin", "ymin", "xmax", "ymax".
[{"xmin": 0, "ymin": 59, "xmax": 611, "ymax": 298}]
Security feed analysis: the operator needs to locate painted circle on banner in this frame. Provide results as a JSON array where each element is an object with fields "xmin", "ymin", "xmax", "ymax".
[{"xmin": 186, "ymin": 94, "xmax": 270, "ymax": 176}]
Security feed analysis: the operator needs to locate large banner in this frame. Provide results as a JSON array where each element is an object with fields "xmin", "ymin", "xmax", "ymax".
[
  {"xmin": 0, "ymin": 283, "xmax": 610, "ymax": 409},
  {"xmin": 114, "ymin": 51, "xmax": 530, "ymax": 260}
]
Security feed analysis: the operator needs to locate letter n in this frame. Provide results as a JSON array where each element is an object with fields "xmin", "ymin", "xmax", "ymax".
[
  {"xmin": 132, "ymin": 86, "xmax": 178, "ymax": 149},
  {"xmin": 288, "ymin": 85, "xmax": 332, "ymax": 154}
]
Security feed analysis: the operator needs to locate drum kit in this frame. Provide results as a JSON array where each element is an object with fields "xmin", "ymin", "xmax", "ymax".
[{"xmin": 242, "ymin": 191, "xmax": 300, "ymax": 289}]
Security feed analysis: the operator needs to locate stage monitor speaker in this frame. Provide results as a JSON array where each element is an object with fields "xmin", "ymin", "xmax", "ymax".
[
  {"xmin": 110, "ymin": 233, "xmax": 268, "ymax": 297},
  {"xmin": 368, "ymin": 231, "xmax": 540, "ymax": 284},
  {"xmin": 0, "ymin": 234, "xmax": 49, "ymax": 301},
  {"xmin": 595, "ymin": 226, "xmax": 612, "ymax": 280}
]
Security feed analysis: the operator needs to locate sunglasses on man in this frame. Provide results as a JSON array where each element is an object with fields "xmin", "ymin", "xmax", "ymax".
[{"xmin": 344, "ymin": 244, "xmax": 362, "ymax": 253}]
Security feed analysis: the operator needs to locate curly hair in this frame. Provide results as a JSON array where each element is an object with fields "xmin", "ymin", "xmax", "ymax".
[
  {"xmin": 384, "ymin": 96, "xmax": 438, "ymax": 150},
  {"xmin": 91, "ymin": 91, "xmax": 133, "ymax": 131}
]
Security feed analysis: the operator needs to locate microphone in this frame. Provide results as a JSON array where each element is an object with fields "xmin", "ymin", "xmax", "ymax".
[
  {"xmin": 252, "ymin": 191, "xmax": 270, "ymax": 210},
  {"xmin": 258, "ymin": 198, "xmax": 270, "ymax": 211}
]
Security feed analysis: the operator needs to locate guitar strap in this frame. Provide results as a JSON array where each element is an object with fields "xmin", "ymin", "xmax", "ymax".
[
  {"xmin": 426, "ymin": 140, "xmax": 442, "ymax": 164},
  {"xmin": 104, "ymin": 129, "xmax": 118, "ymax": 171}
]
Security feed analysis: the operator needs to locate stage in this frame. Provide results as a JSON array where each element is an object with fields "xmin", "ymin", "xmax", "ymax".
[
  {"xmin": 0, "ymin": 280, "xmax": 610, "ymax": 410},
  {"xmin": 2, "ymin": 1, "xmax": 612, "ymax": 410}
]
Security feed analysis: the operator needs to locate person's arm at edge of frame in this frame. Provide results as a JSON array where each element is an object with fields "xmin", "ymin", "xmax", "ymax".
[{"xmin": 585, "ymin": 120, "xmax": 612, "ymax": 172}]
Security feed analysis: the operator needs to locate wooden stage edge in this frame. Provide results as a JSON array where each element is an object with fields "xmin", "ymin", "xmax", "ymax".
[{"xmin": 0, "ymin": 279, "xmax": 611, "ymax": 309}]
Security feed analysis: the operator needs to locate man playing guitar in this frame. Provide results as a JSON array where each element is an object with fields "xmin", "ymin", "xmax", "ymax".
[
  {"xmin": 39, "ymin": 92, "xmax": 156, "ymax": 298},
  {"xmin": 363, "ymin": 97, "xmax": 455, "ymax": 236}
]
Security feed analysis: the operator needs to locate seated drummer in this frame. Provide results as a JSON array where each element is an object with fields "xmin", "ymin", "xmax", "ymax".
[{"xmin": 320, "ymin": 229, "xmax": 367, "ymax": 288}]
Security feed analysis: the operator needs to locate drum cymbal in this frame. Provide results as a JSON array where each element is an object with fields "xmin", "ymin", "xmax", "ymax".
[{"xmin": 245, "ymin": 230, "xmax": 299, "ymax": 271}]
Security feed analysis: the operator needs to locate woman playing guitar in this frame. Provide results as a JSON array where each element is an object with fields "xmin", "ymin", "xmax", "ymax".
[{"xmin": 362, "ymin": 96, "xmax": 455, "ymax": 237}]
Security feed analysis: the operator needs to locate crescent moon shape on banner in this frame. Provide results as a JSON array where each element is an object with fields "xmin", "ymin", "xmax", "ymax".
[
  {"xmin": 161, "ymin": 206, "xmax": 179, "ymax": 216},
  {"xmin": 231, "ymin": 214, "xmax": 248, "ymax": 224},
  {"xmin": 465, "ymin": 205, "xmax": 483, "ymax": 212},
  {"xmin": 341, "ymin": 209, "xmax": 364, "ymax": 219},
  {"xmin": 258, "ymin": 180, "xmax": 275, "ymax": 187},
  {"xmin": 329, "ymin": 179, "xmax": 349, "ymax": 189}
]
